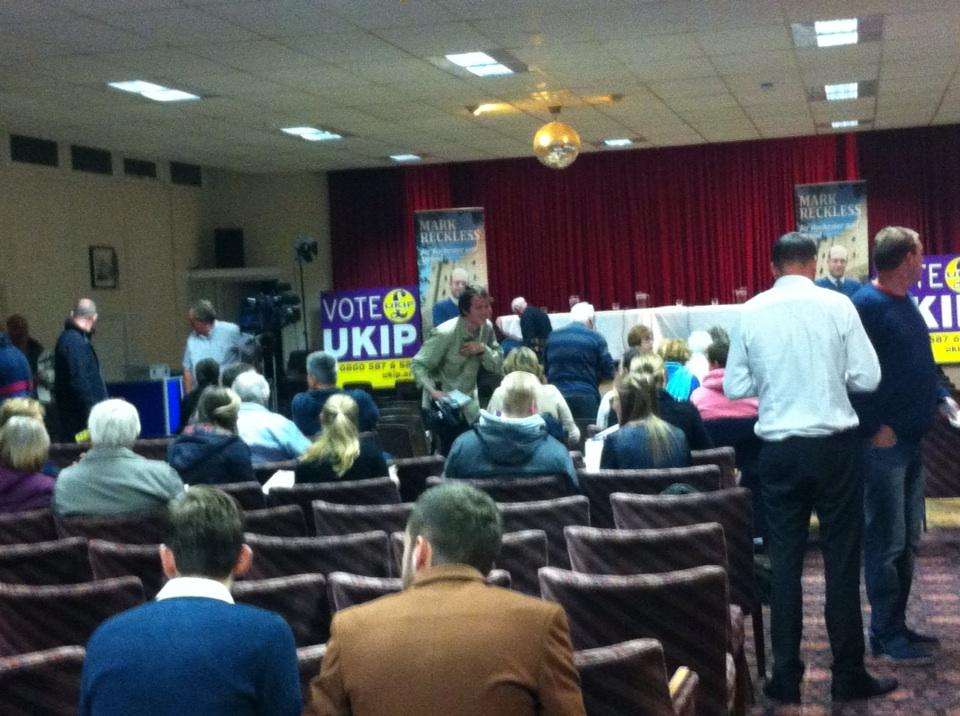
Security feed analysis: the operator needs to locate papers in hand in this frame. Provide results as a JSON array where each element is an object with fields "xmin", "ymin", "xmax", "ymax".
[
  {"xmin": 261, "ymin": 470, "xmax": 295, "ymax": 494},
  {"xmin": 442, "ymin": 390, "xmax": 472, "ymax": 408}
]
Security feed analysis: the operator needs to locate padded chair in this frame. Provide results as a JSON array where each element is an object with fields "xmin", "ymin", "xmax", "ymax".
[
  {"xmin": 497, "ymin": 496, "xmax": 590, "ymax": 569},
  {"xmin": 540, "ymin": 566, "xmax": 732, "ymax": 716},
  {"xmin": 244, "ymin": 505, "xmax": 308, "ymax": 537},
  {"xmin": 253, "ymin": 460, "xmax": 298, "ymax": 485},
  {"xmin": 703, "ymin": 419, "xmax": 764, "ymax": 537},
  {"xmin": 297, "ymin": 644, "xmax": 327, "ymax": 703},
  {"xmin": 690, "ymin": 447, "xmax": 738, "ymax": 488},
  {"xmin": 574, "ymin": 639, "xmax": 699, "ymax": 716},
  {"xmin": 88, "ymin": 539, "xmax": 164, "ymax": 599},
  {"xmin": 55, "ymin": 511, "xmax": 168, "ymax": 545},
  {"xmin": 0, "ymin": 538, "xmax": 92, "ymax": 585},
  {"xmin": 328, "ymin": 569, "xmax": 511, "ymax": 612},
  {"xmin": 312, "ymin": 500, "xmax": 413, "ymax": 539},
  {"xmin": 46, "ymin": 442, "xmax": 87, "ymax": 469},
  {"xmin": 0, "ymin": 645, "xmax": 85, "ymax": 716},
  {"xmin": 392, "ymin": 455, "xmax": 445, "ymax": 502},
  {"xmin": 576, "ymin": 465, "xmax": 722, "ymax": 528},
  {"xmin": 131, "ymin": 438, "xmax": 173, "ymax": 461},
  {"xmin": 374, "ymin": 423, "xmax": 422, "ymax": 459},
  {"xmin": 393, "ymin": 381, "xmax": 420, "ymax": 401},
  {"xmin": 245, "ymin": 531, "xmax": 391, "ymax": 579},
  {"xmin": 342, "ymin": 381, "xmax": 374, "ymax": 396},
  {"xmin": 496, "ymin": 529, "xmax": 549, "ymax": 597},
  {"xmin": 427, "ymin": 475, "xmax": 568, "ymax": 502},
  {"xmin": 216, "ymin": 481, "xmax": 266, "ymax": 510},
  {"xmin": 232, "ymin": 573, "xmax": 330, "ymax": 647},
  {"xmin": 611, "ymin": 488, "xmax": 764, "ymax": 680},
  {"xmin": 269, "ymin": 477, "xmax": 399, "ymax": 534},
  {"xmin": 0, "ymin": 509, "xmax": 57, "ymax": 545},
  {"xmin": 0, "ymin": 577, "xmax": 145, "ymax": 656}
]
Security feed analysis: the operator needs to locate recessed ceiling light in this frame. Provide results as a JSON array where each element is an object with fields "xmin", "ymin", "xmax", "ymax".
[
  {"xmin": 831, "ymin": 120, "xmax": 859, "ymax": 128},
  {"xmin": 825, "ymin": 82, "xmax": 858, "ymax": 101},
  {"xmin": 445, "ymin": 50, "xmax": 515, "ymax": 76},
  {"xmin": 108, "ymin": 80, "xmax": 199, "ymax": 102},
  {"xmin": 602, "ymin": 138, "xmax": 633, "ymax": 147},
  {"xmin": 281, "ymin": 126, "xmax": 343, "ymax": 142},
  {"xmin": 814, "ymin": 18, "xmax": 858, "ymax": 47},
  {"xmin": 390, "ymin": 154, "xmax": 421, "ymax": 162}
]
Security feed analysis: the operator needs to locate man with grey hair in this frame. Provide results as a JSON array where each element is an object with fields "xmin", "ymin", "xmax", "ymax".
[
  {"xmin": 53, "ymin": 398, "xmax": 183, "ymax": 516},
  {"xmin": 431, "ymin": 266, "xmax": 470, "ymax": 328},
  {"xmin": 512, "ymin": 296, "xmax": 552, "ymax": 357},
  {"xmin": 233, "ymin": 371, "xmax": 310, "ymax": 463},
  {"xmin": 54, "ymin": 298, "xmax": 109, "ymax": 441},
  {"xmin": 543, "ymin": 301, "xmax": 615, "ymax": 421},
  {"xmin": 291, "ymin": 351, "xmax": 379, "ymax": 437},
  {"xmin": 815, "ymin": 245, "xmax": 861, "ymax": 298},
  {"xmin": 183, "ymin": 299, "xmax": 243, "ymax": 393}
]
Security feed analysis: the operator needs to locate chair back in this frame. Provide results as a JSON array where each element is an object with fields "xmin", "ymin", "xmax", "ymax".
[
  {"xmin": 245, "ymin": 531, "xmax": 391, "ymax": 579},
  {"xmin": 253, "ymin": 460, "xmax": 298, "ymax": 485},
  {"xmin": 0, "ymin": 645, "xmax": 85, "ymax": 715},
  {"xmin": 539, "ymin": 565, "xmax": 729, "ymax": 716},
  {"xmin": 297, "ymin": 644, "xmax": 327, "ymax": 703},
  {"xmin": 0, "ymin": 509, "xmax": 57, "ymax": 545},
  {"xmin": 47, "ymin": 442, "xmax": 88, "ymax": 469},
  {"xmin": 497, "ymin": 496, "xmax": 590, "ymax": 569},
  {"xmin": 56, "ymin": 511, "xmax": 168, "ymax": 545},
  {"xmin": 611, "ymin": 488, "xmax": 756, "ymax": 611},
  {"xmin": 232, "ymin": 573, "xmax": 330, "ymax": 647},
  {"xmin": 577, "ymin": 465, "xmax": 722, "ymax": 528},
  {"xmin": 428, "ymin": 475, "xmax": 568, "ymax": 502},
  {"xmin": 485, "ymin": 568, "xmax": 511, "ymax": 589},
  {"xmin": 374, "ymin": 423, "xmax": 421, "ymax": 458},
  {"xmin": 0, "ymin": 537, "xmax": 92, "ymax": 585},
  {"xmin": 131, "ymin": 438, "xmax": 173, "ymax": 462},
  {"xmin": 244, "ymin": 505, "xmax": 308, "ymax": 537},
  {"xmin": 690, "ymin": 447, "xmax": 738, "ymax": 488},
  {"xmin": 88, "ymin": 539, "xmax": 164, "ymax": 599},
  {"xmin": 327, "ymin": 571, "xmax": 401, "ymax": 611},
  {"xmin": 342, "ymin": 381, "xmax": 374, "ymax": 396},
  {"xmin": 217, "ymin": 481, "xmax": 266, "ymax": 510},
  {"xmin": 312, "ymin": 500, "xmax": 413, "ymax": 539},
  {"xmin": 574, "ymin": 639, "xmax": 681, "ymax": 716},
  {"xmin": 0, "ymin": 577, "xmax": 145, "ymax": 656},
  {"xmin": 269, "ymin": 477, "xmax": 399, "ymax": 534},
  {"xmin": 392, "ymin": 455, "xmax": 445, "ymax": 502},
  {"xmin": 496, "ymin": 529, "xmax": 548, "ymax": 597},
  {"xmin": 565, "ymin": 524, "xmax": 727, "ymax": 578}
]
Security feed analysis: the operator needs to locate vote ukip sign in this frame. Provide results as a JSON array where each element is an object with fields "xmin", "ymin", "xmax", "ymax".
[
  {"xmin": 915, "ymin": 254, "xmax": 960, "ymax": 364},
  {"xmin": 319, "ymin": 286, "xmax": 422, "ymax": 388}
]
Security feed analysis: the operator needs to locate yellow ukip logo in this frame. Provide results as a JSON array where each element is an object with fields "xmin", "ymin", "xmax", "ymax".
[
  {"xmin": 383, "ymin": 288, "xmax": 416, "ymax": 323},
  {"xmin": 945, "ymin": 257, "xmax": 960, "ymax": 294}
]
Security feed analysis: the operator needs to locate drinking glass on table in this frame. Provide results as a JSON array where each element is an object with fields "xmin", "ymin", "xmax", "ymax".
[
  {"xmin": 634, "ymin": 292, "xmax": 649, "ymax": 308},
  {"xmin": 611, "ymin": 301, "xmax": 621, "ymax": 311}
]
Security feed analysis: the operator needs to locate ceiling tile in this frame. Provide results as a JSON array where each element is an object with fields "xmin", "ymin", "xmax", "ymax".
[
  {"xmin": 649, "ymin": 77, "xmax": 729, "ymax": 98},
  {"xmin": 696, "ymin": 25, "xmax": 793, "ymax": 55}
]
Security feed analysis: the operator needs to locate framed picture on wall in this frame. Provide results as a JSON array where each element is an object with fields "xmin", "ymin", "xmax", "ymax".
[{"xmin": 89, "ymin": 245, "xmax": 118, "ymax": 289}]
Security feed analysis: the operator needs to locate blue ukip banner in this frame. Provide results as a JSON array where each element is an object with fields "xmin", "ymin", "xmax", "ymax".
[{"xmin": 319, "ymin": 286, "xmax": 421, "ymax": 388}]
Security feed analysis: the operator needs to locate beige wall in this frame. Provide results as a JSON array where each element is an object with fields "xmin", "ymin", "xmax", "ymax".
[{"xmin": 0, "ymin": 156, "xmax": 330, "ymax": 381}]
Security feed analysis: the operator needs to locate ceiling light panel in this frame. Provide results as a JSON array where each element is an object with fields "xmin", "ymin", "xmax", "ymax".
[
  {"xmin": 791, "ymin": 16, "xmax": 882, "ymax": 49},
  {"xmin": 390, "ymin": 154, "xmax": 422, "ymax": 162},
  {"xmin": 281, "ymin": 126, "xmax": 343, "ymax": 142},
  {"xmin": 825, "ymin": 82, "xmax": 858, "ymax": 100},
  {"xmin": 108, "ymin": 80, "xmax": 199, "ymax": 102}
]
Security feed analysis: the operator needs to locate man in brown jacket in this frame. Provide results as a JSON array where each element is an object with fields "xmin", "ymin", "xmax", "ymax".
[{"xmin": 308, "ymin": 483, "xmax": 586, "ymax": 715}]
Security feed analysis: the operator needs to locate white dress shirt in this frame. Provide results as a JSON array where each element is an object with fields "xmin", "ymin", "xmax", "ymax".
[
  {"xmin": 724, "ymin": 275, "xmax": 880, "ymax": 441},
  {"xmin": 155, "ymin": 576, "xmax": 234, "ymax": 604}
]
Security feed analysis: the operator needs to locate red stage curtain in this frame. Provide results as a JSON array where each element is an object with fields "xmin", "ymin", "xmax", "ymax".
[
  {"xmin": 858, "ymin": 126, "xmax": 960, "ymax": 255},
  {"xmin": 329, "ymin": 134, "xmax": 858, "ymax": 309}
]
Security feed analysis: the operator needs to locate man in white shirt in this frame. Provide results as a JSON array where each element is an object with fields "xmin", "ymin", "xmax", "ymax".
[
  {"xmin": 182, "ymin": 300, "xmax": 243, "ymax": 392},
  {"xmin": 725, "ymin": 232, "xmax": 894, "ymax": 705}
]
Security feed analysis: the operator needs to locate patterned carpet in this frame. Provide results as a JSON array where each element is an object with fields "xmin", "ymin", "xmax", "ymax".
[{"xmin": 746, "ymin": 527, "xmax": 960, "ymax": 714}]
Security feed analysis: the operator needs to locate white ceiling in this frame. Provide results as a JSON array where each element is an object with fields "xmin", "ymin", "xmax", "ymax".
[{"xmin": 1, "ymin": 0, "xmax": 958, "ymax": 174}]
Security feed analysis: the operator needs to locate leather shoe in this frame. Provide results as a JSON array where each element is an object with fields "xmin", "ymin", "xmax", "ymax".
[
  {"xmin": 831, "ymin": 673, "xmax": 897, "ymax": 702},
  {"xmin": 904, "ymin": 627, "xmax": 940, "ymax": 648},
  {"xmin": 763, "ymin": 679, "xmax": 800, "ymax": 704}
]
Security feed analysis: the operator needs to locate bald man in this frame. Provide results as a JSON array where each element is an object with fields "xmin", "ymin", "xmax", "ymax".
[
  {"xmin": 432, "ymin": 267, "xmax": 470, "ymax": 328},
  {"xmin": 54, "ymin": 298, "xmax": 108, "ymax": 441},
  {"xmin": 816, "ymin": 245, "xmax": 862, "ymax": 298}
]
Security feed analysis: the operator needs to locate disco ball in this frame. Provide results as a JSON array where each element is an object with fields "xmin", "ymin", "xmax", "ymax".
[{"xmin": 532, "ymin": 120, "xmax": 581, "ymax": 170}]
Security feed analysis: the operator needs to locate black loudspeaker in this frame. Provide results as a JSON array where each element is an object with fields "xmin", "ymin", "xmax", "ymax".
[{"xmin": 214, "ymin": 228, "xmax": 245, "ymax": 268}]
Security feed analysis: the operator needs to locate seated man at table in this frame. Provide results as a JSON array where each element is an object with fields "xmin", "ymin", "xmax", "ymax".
[
  {"xmin": 543, "ymin": 302, "xmax": 615, "ymax": 421},
  {"xmin": 291, "ymin": 351, "xmax": 379, "ymax": 437},
  {"xmin": 233, "ymin": 370, "xmax": 310, "ymax": 463},
  {"xmin": 511, "ymin": 296, "xmax": 552, "ymax": 357},
  {"xmin": 444, "ymin": 371, "xmax": 578, "ymax": 492}
]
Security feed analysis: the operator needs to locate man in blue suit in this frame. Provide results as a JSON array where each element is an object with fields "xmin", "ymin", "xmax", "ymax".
[
  {"xmin": 80, "ymin": 487, "xmax": 301, "ymax": 716},
  {"xmin": 816, "ymin": 245, "xmax": 862, "ymax": 297}
]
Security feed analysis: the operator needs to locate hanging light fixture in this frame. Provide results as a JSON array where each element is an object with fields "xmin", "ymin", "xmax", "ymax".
[{"xmin": 532, "ymin": 106, "xmax": 581, "ymax": 170}]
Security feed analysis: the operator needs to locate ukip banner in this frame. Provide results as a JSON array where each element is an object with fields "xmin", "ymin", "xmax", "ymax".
[
  {"xmin": 794, "ymin": 180, "xmax": 869, "ymax": 282},
  {"xmin": 319, "ymin": 286, "xmax": 421, "ymax": 388},
  {"xmin": 915, "ymin": 254, "xmax": 960, "ymax": 364},
  {"xmin": 415, "ymin": 207, "xmax": 487, "ymax": 332}
]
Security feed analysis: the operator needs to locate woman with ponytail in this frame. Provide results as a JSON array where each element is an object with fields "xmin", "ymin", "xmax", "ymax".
[
  {"xmin": 296, "ymin": 394, "xmax": 388, "ymax": 483},
  {"xmin": 167, "ymin": 387, "xmax": 254, "ymax": 484},
  {"xmin": 600, "ymin": 362, "xmax": 690, "ymax": 470}
]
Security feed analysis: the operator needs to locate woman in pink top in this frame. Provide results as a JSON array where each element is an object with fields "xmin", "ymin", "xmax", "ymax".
[{"xmin": 690, "ymin": 338, "xmax": 759, "ymax": 420}]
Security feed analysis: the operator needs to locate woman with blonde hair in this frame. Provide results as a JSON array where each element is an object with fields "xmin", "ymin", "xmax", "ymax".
[
  {"xmin": 659, "ymin": 338, "xmax": 700, "ymax": 401},
  {"xmin": 167, "ymin": 387, "xmax": 253, "ymax": 485},
  {"xmin": 0, "ymin": 397, "xmax": 44, "ymax": 427},
  {"xmin": 487, "ymin": 346, "xmax": 580, "ymax": 446},
  {"xmin": 0, "ymin": 416, "xmax": 55, "ymax": 512},
  {"xmin": 600, "ymin": 368, "xmax": 690, "ymax": 470},
  {"xmin": 296, "ymin": 393, "xmax": 388, "ymax": 483}
]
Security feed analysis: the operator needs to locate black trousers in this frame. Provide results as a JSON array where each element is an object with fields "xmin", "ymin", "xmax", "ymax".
[{"xmin": 759, "ymin": 429, "xmax": 865, "ymax": 689}]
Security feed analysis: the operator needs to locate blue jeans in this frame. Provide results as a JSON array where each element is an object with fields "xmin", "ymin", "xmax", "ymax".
[{"xmin": 862, "ymin": 439, "xmax": 925, "ymax": 643}]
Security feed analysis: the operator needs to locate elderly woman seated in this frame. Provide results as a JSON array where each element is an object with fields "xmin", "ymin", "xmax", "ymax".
[
  {"xmin": 53, "ymin": 399, "xmax": 184, "ymax": 516},
  {"xmin": 232, "ymin": 370, "xmax": 310, "ymax": 463}
]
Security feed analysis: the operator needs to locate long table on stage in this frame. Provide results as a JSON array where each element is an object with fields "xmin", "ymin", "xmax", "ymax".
[{"xmin": 497, "ymin": 303, "xmax": 744, "ymax": 360}]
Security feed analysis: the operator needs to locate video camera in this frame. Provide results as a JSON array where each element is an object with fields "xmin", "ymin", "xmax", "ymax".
[{"xmin": 242, "ymin": 281, "xmax": 302, "ymax": 334}]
